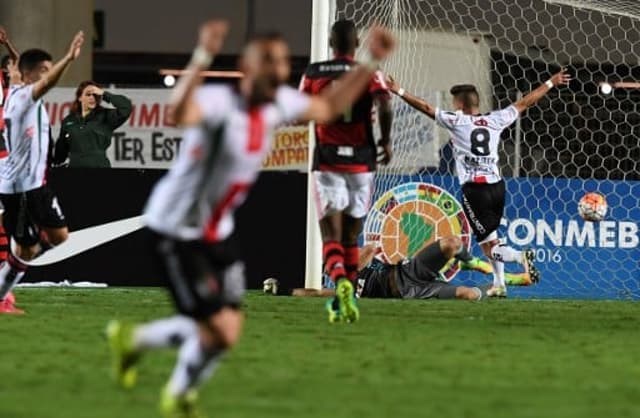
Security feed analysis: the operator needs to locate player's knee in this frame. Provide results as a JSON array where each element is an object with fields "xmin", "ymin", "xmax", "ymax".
[
  {"xmin": 440, "ymin": 236, "xmax": 462, "ymax": 259},
  {"xmin": 46, "ymin": 228, "xmax": 69, "ymax": 246},
  {"xmin": 16, "ymin": 244, "xmax": 39, "ymax": 261},
  {"xmin": 207, "ymin": 308, "xmax": 244, "ymax": 349}
]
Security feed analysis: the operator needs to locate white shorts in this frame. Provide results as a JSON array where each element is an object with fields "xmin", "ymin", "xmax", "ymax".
[{"xmin": 313, "ymin": 171, "xmax": 374, "ymax": 219}]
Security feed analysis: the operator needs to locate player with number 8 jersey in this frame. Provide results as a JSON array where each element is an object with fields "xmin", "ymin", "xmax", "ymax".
[{"xmin": 386, "ymin": 68, "xmax": 571, "ymax": 297}]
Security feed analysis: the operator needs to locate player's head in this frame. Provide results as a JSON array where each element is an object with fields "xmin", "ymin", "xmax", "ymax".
[
  {"xmin": 72, "ymin": 80, "xmax": 102, "ymax": 114},
  {"xmin": 330, "ymin": 19, "xmax": 358, "ymax": 56},
  {"xmin": 450, "ymin": 84, "xmax": 479, "ymax": 112},
  {"xmin": 18, "ymin": 49, "xmax": 53, "ymax": 84},
  {"xmin": 239, "ymin": 32, "xmax": 290, "ymax": 105}
]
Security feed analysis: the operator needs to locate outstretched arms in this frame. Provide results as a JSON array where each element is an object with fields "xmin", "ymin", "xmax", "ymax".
[
  {"xmin": 299, "ymin": 26, "xmax": 396, "ymax": 124},
  {"xmin": 32, "ymin": 31, "xmax": 85, "ymax": 101},
  {"xmin": 385, "ymin": 75, "xmax": 436, "ymax": 119},
  {"xmin": 168, "ymin": 20, "xmax": 228, "ymax": 126},
  {"xmin": 513, "ymin": 69, "xmax": 571, "ymax": 114}
]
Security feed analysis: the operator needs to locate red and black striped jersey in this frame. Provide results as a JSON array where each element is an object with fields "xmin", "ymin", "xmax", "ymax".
[{"xmin": 300, "ymin": 55, "xmax": 390, "ymax": 173}]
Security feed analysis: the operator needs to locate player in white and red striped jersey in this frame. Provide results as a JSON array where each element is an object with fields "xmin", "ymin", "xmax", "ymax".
[
  {"xmin": 385, "ymin": 69, "xmax": 571, "ymax": 297},
  {"xmin": 106, "ymin": 20, "xmax": 395, "ymax": 418},
  {"xmin": 0, "ymin": 31, "xmax": 84, "ymax": 315}
]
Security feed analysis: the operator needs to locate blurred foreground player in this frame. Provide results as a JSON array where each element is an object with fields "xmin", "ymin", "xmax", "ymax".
[
  {"xmin": 300, "ymin": 19, "xmax": 393, "ymax": 323},
  {"xmin": 106, "ymin": 20, "xmax": 395, "ymax": 418},
  {"xmin": 386, "ymin": 69, "xmax": 570, "ymax": 297},
  {"xmin": 0, "ymin": 31, "xmax": 85, "ymax": 314}
]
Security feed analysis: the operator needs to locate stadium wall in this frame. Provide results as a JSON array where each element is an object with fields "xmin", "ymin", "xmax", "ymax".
[{"xmin": 25, "ymin": 169, "xmax": 309, "ymax": 291}]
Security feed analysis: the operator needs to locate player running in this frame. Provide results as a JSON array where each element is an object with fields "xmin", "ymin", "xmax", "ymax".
[
  {"xmin": 386, "ymin": 69, "xmax": 571, "ymax": 297},
  {"xmin": 106, "ymin": 20, "xmax": 395, "ymax": 418},
  {"xmin": 300, "ymin": 19, "xmax": 393, "ymax": 322},
  {"xmin": 0, "ymin": 31, "xmax": 85, "ymax": 314}
]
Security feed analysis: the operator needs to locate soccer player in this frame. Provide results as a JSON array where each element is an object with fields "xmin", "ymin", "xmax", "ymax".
[
  {"xmin": 300, "ymin": 19, "xmax": 393, "ymax": 322},
  {"xmin": 295, "ymin": 238, "xmax": 533, "ymax": 300},
  {"xmin": 106, "ymin": 20, "xmax": 395, "ymax": 418},
  {"xmin": 0, "ymin": 26, "xmax": 20, "ymax": 312},
  {"xmin": 0, "ymin": 31, "xmax": 85, "ymax": 314},
  {"xmin": 385, "ymin": 69, "xmax": 571, "ymax": 297}
]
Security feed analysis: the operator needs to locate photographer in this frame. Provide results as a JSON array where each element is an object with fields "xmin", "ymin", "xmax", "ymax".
[{"xmin": 54, "ymin": 81, "xmax": 132, "ymax": 168}]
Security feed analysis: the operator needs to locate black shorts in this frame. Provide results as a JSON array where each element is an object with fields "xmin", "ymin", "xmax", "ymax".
[
  {"xmin": 461, "ymin": 180, "xmax": 505, "ymax": 242},
  {"xmin": 148, "ymin": 229, "xmax": 246, "ymax": 320},
  {"xmin": 0, "ymin": 186, "xmax": 67, "ymax": 246},
  {"xmin": 396, "ymin": 241, "xmax": 459, "ymax": 300}
]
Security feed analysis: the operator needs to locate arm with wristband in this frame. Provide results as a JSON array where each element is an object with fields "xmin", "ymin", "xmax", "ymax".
[
  {"xmin": 384, "ymin": 75, "xmax": 437, "ymax": 119},
  {"xmin": 512, "ymin": 68, "xmax": 571, "ymax": 114}
]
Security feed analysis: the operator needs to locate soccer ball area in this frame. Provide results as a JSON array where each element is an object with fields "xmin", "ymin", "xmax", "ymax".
[{"xmin": 2, "ymin": 288, "xmax": 638, "ymax": 418}]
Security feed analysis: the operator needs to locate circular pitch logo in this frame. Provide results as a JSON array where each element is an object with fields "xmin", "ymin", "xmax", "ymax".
[{"xmin": 364, "ymin": 182, "xmax": 471, "ymax": 281}]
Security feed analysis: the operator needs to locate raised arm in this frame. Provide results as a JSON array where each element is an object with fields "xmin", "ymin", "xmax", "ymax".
[
  {"xmin": 0, "ymin": 26, "xmax": 19, "ymax": 63},
  {"xmin": 300, "ymin": 26, "xmax": 395, "ymax": 124},
  {"xmin": 385, "ymin": 75, "xmax": 436, "ymax": 119},
  {"xmin": 32, "ymin": 31, "xmax": 84, "ymax": 101},
  {"xmin": 513, "ymin": 69, "xmax": 571, "ymax": 114},
  {"xmin": 168, "ymin": 20, "xmax": 228, "ymax": 126}
]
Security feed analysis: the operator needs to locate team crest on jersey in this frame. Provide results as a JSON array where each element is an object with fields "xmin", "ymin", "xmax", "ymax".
[{"xmin": 363, "ymin": 182, "xmax": 471, "ymax": 281}]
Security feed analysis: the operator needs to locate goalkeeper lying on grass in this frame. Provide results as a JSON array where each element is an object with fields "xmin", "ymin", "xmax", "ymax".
[{"xmin": 293, "ymin": 236, "xmax": 531, "ymax": 302}]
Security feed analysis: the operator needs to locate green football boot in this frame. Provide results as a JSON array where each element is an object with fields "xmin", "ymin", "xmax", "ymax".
[
  {"xmin": 105, "ymin": 320, "xmax": 139, "ymax": 389},
  {"xmin": 336, "ymin": 278, "xmax": 360, "ymax": 323},
  {"xmin": 160, "ymin": 386, "xmax": 205, "ymax": 418}
]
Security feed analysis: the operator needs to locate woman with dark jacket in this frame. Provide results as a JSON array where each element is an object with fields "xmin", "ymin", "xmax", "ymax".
[{"xmin": 54, "ymin": 80, "xmax": 132, "ymax": 168}]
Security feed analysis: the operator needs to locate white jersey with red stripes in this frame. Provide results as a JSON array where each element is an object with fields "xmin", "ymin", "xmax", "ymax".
[
  {"xmin": 145, "ymin": 84, "xmax": 310, "ymax": 242},
  {"xmin": 435, "ymin": 105, "xmax": 519, "ymax": 185},
  {"xmin": 0, "ymin": 84, "xmax": 51, "ymax": 193}
]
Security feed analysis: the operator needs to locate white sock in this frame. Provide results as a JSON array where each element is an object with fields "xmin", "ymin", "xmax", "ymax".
[
  {"xmin": 133, "ymin": 315, "xmax": 198, "ymax": 350},
  {"xmin": 491, "ymin": 244, "xmax": 522, "ymax": 264},
  {"xmin": 0, "ymin": 260, "xmax": 26, "ymax": 300},
  {"xmin": 167, "ymin": 335, "xmax": 224, "ymax": 396},
  {"xmin": 489, "ymin": 258, "xmax": 506, "ymax": 288}
]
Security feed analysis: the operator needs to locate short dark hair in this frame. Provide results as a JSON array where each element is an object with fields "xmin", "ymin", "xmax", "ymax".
[
  {"xmin": 450, "ymin": 84, "xmax": 479, "ymax": 108},
  {"xmin": 18, "ymin": 49, "xmax": 52, "ymax": 74},
  {"xmin": 330, "ymin": 19, "xmax": 358, "ymax": 55}
]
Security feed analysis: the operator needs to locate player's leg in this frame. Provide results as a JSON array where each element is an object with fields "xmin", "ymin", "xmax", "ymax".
[
  {"xmin": 159, "ymin": 252, "xmax": 246, "ymax": 417},
  {"xmin": 462, "ymin": 182, "xmax": 509, "ymax": 296},
  {"xmin": 313, "ymin": 171, "xmax": 352, "ymax": 322}
]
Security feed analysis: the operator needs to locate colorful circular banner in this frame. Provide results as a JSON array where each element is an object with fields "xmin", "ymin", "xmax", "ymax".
[{"xmin": 364, "ymin": 182, "xmax": 471, "ymax": 281}]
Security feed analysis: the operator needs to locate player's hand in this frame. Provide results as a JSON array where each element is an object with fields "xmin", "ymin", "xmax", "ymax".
[
  {"xmin": 550, "ymin": 68, "xmax": 571, "ymax": 87},
  {"xmin": 67, "ymin": 31, "xmax": 85, "ymax": 61},
  {"xmin": 385, "ymin": 75, "xmax": 400, "ymax": 94},
  {"xmin": 368, "ymin": 25, "xmax": 395, "ymax": 61},
  {"xmin": 198, "ymin": 20, "xmax": 229, "ymax": 56},
  {"xmin": 0, "ymin": 26, "xmax": 8, "ymax": 45},
  {"xmin": 378, "ymin": 139, "xmax": 393, "ymax": 165},
  {"xmin": 90, "ymin": 86, "xmax": 105, "ymax": 96}
]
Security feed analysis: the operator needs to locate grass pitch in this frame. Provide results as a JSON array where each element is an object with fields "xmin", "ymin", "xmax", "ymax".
[{"xmin": 0, "ymin": 288, "xmax": 638, "ymax": 418}]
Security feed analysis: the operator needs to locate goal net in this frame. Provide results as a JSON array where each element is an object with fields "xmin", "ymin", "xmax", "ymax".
[{"xmin": 333, "ymin": 0, "xmax": 640, "ymax": 299}]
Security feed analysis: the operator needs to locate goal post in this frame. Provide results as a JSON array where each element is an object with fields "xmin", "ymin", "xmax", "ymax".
[
  {"xmin": 308, "ymin": 0, "xmax": 640, "ymax": 299},
  {"xmin": 304, "ymin": 0, "xmax": 336, "ymax": 289}
]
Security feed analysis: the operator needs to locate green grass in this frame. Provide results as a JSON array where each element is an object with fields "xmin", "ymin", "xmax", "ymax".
[{"xmin": 1, "ymin": 289, "xmax": 639, "ymax": 418}]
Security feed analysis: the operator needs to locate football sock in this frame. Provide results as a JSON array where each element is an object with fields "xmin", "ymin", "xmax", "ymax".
[
  {"xmin": 0, "ymin": 255, "xmax": 27, "ymax": 301},
  {"xmin": 343, "ymin": 244, "xmax": 359, "ymax": 284},
  {"xmin": 0, "ymin": 226, "xmax": 8, "ymax": 263},
  {"xmin": 489, "ymin": 258, "xmax": 506, "ymax": 288},
  {"xmin": 323, "ymin": 241, "xmax": 346, "ymax": 283},
  {"xmin": 454, "ymin": 245, "xmax": 473, "ymax": 262},
  {"xmin": 133, "ymin": 315, "xmax": 198, "ymax": 350},
  {"xmin": 166, "ymin": 335, "xmax": 224, "ymax": 396},
  {"xmin": 491, "ymin": 244, "xmax": 523, "ymax": 264}
]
